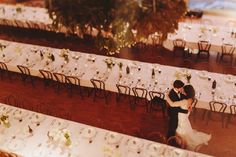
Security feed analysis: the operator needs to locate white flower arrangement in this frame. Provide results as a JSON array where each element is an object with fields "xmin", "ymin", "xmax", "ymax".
[
  {"xmin": 104, "ymin": 58, "xmax": 115, "ymax": 69},
  {"xmin": 16, "ymin": 4, "xmax": 23, "ymax": 13},
  {"xmin": 47, "ymin": 128, "xmax": 71, "ymax": 146},
  {"xmin": 174, "ymin": 69, "xmax": 191, "ymax": 82},
  {"xmin": 62, "ymin": 129, "xmax": 72, "ymax": 146},
  {"xmin": 59, "ymin": 49, "xmax": 69, "ymax": 63},
  {"xmin": 0, "ymin": 113, "xmax": 10, "ymax": 128}
]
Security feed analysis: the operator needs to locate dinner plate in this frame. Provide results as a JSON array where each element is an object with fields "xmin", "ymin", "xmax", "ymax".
[
  {"xmin": 196, "ymin": 70, "xmax": 208, "ymax": 79},
  {"xmin": 105, "ymin": 132, "xmax": 122, "ymax": 145},
  {"xmin": 30, "ymin": 113, "xmax": 45, "ymax": 124},
  {"xmin": 12, "ymin": 109, "xmax": 28, "ymax": 121},
  {"xmin": 224, "ymin": 74, "xmax": 236, "ymax": 83},
  {"xmin": 164, "ymin": 148, "xmax": 185, "ymax": 157},
  {"xmin": 8, "ymin": 138, "xmax": 25, "ymax": 151},
  {"xmin": 32, "ymin": 148, "xmax": 47, "ymax": 157},
  {"xmin": 0, "ymin": 106, "xmax": 11, "ymax": 113},
  {"xmin": 81, "ymin": 127, "xmax": 97, "ymax": 139},
  {"xmin": 126, "ymin": 138, "xmax": 143, "ymax": 152},
  {"xmin": 51, "ymin": 119, "xmax": 69, "ymax": 130},
  {"xmin": 146, "ymin": 143, "xmax": 165, "ymax": 157}
]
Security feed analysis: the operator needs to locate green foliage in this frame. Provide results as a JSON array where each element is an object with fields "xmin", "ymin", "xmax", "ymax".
[{"xmin": 45, "ymin": 0, "xmax": 187, "ymax": 54}]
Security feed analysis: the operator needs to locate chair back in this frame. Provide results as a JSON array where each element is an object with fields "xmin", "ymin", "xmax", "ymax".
[
  {"xmin": 0, "ymin": 62, "xmax": 8, "ymax": 70},
  {"xmin": 53, "ymin": 72, "xmax": 67, "ymax": 83},
  {"xmin": 66, "ymin": 76, "xmax": 81, "ymax": 86},
  {"xmin": 90, "ymin": 79, "xmax": 105, "ymax": 90},
  {"xmin": 198, "ymin": 40, "xmax": 211, "ymax": 52},
  {"xmin": 39, "ymin": 69, "xmax": 53, "ymax": 80},
  {"xmin": 221, "ymin": 44, "xmax": 235, "ymax": 55},
  {"xmin": 230, "ymin": 105, "xmax": 236, "ymax": 115},
  {"xmin": 149, "ymin": 91, "xmax": 164, "ymax": 100},
  {"xmin": 147, "ymin": 131, "xmax": 166, "ymax": 144},
  {"xmin": 209, "ymin": 101, "xmax": 227, "ymax": 113},
  {"xmin": 132, "ymin": 87, "xmax": 148, "ymax": 99},
  {"xmin": 116, "ymin": 84, "xmax": 131, "ymax": 95},
  {"xmin": 17, "ymin": 65, "xmax": 30, "ymax": 75},
  {"xmin": 173, "ymin": 39, "xmax": 186, "ymax": 48},
  {"xmin": 151, "ymin": 34, "xmax": 162, "ymax": 45}
]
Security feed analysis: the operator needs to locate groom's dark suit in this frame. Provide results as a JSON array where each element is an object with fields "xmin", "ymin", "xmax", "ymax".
[{"xmin": 167, "ymin": 89, "xmax": 188, "ymax": 138}]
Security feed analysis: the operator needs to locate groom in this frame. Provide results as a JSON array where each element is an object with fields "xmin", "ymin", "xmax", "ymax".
[{"xmin": 167, "ymin": 80, "xmax": 188, "ymax": 138}]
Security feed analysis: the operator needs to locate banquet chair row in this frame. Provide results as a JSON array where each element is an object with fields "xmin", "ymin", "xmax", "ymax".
[
  {"xmin": 0, "ymin": 61, "xmax": 9, "ymax": 80},
  {"xmin": 225, "ymin": 105, "xmax": 236, "ymax": 128},
  {"xmin": 217, "ymin": 43, "xmax": 236, "ymax": 65},
  {"xmin": 116, "ymin": 84, "xmax": 166, "ymax": 113},
  {"xmin": 17, "ymin": 65, "xmax": 35, "ymax": 86},
  {"xmin": 204, "ymin": 101, "xmax": 227, "ymax": 128},
  {"xmin": 172, "ymin": 39, "xmax": 236, "ymax": 66},
  {"xmin": 39, "ymin": 69, "xmax": 83, "ymax": 97}
]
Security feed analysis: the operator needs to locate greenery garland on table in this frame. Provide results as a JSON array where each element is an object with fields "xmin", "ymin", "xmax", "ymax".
[{"xmin": 45, "ymin": 0, "xmax": 187, "ymax": 54}]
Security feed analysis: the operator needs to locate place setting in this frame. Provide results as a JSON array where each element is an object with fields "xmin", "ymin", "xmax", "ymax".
[
  {"xmin": 79, "ymin": 127, "xmax": 97, "ymax": 144},
  {"xmin": 29, "ymin": 112, "xmax": 46, "ymax": 127},
  {"xmin": 12, "ymin": 108, "xmax": 29, "ymax": 123},
  {"xmin": 125, "ymin": 138, "xmax": 144, "ymax": 156},
  {"xmin": 104, "ymin": 131, "xmax": 123, "ymax": 148}
]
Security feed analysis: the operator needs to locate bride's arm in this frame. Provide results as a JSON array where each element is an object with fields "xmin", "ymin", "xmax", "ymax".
[{"xmin": 165, "ymin": 94, "xmax": 188, "ymax": 107}]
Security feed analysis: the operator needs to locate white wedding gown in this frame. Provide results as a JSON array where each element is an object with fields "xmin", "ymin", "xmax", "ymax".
[{"xmin": 176, "ymin": 102, "xmax": 211, "ymax": 151}]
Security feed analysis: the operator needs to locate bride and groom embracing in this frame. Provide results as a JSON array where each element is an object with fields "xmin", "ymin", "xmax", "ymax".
[{"xmin": 165, "ymin": 80, "xmax": 211, "ymax": 151}]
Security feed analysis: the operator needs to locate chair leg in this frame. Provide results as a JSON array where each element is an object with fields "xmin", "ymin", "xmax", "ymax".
[
  {"xmin": 206, "ymin": 111, "xmax": 210, "ymax": 125},
  {"xmin": 225, "ymin": 114, "xmax": 231, "ymax": 128},
  {"xmin": 202, "ymin": 109, "xmax": 207, "ymax": 120},
  {"xmin": 221, "ymin": 114, "xmax": 225, "ymax": 128}
]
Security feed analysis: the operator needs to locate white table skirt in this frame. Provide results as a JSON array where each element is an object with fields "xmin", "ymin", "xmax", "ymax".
[
  {"xmin": 0, "ymin": 39, "xmax": 236, "ymax": 113},
  {"xmin": 0, "ymin": 103, "xmax": 212, "ymax": 157}
]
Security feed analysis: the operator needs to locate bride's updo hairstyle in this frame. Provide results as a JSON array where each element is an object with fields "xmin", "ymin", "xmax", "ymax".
[{"xmin": 184, "ymin": 85, "xmax": 195, "ymax": 99}]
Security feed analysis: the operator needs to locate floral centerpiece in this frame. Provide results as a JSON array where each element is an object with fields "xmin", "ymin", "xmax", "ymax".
[
  {"xmin": 174, "ymin": 69, "xmax": 191, "ymax": 83},
  {"xmin": 46, "ymin": 52, "xmax": 55, "ymax": 62},
  {"xmin": 200, "ymin": 26, "xmax": 207, "ymax": 34},
  {"xmin": 0, "ymin": 43, "xmax": 6, "ymax": 51},
  {"xmin": 59, "ymin": 49, "xmax": 69, "ymax": 63},
  {"xmin": 47, "ymin": 128, "xmax": 72, "ymax": 146},
  {"xmin": 62, "ymin": 129, "xmax": 72, "ymax": 146},
  {"xmin": 0, "ymin": 113, "xmax": 10, "ymax": 128},
  {"xmin": 16, "ymin": 5, "xmax": 23, "ymax": 13},
  {"xmin": 104, "ymin": 58, "xmax": 115, "ymax": 69}
]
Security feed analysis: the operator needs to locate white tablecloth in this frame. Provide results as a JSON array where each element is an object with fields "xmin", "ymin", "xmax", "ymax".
[
  {"xmin": 0, "ymin": 39, "xmax": 236, "ymax": 113},
  {"xmin": 164, "ymin": 22, "xmax": 236, "ymax": 53},
  {"xmin": 0, "ymin": 4, "xmax": 53, "ymax": 31},
  {"xmin": 0, "ymin": 103, "xmax": 212, "ymax": 157}
]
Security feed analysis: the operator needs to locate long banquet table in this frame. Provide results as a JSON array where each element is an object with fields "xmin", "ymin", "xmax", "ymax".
[
  {"xmin": 0, "ymin": 39, "xmax": 236, "ymax": 113},
  {"xmin": 0, "ymin": 4, "xmax": 53, "ymax": 31},
  {"xmin": 0, "ymin": 103, "xmax": 212, "ymax": 157}
]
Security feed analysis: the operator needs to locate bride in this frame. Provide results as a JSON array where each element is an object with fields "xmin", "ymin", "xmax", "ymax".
[{"xmin": 165, "ymin": 85, "xmax": 211, "ymax": 151}]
